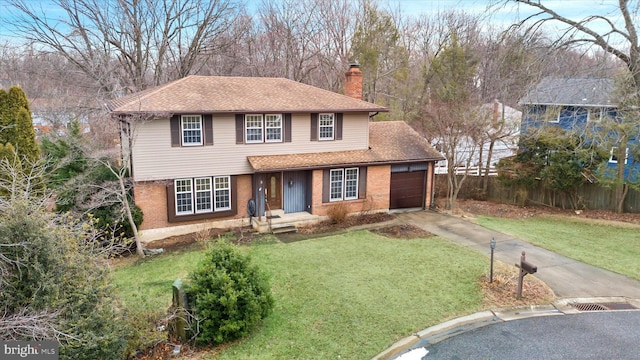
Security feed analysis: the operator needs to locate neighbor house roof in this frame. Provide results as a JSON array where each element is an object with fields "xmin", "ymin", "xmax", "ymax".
[
  {"xmin": 107, "ymin": 75, "xmax": 388, "ymax": 114},
  {"xmin": 519, "ymin": 77, "xmax": 615, "ymax": 107},
  {"xmin": 247, "ymin": 121, "xmax": 444, "ymax": 171}
]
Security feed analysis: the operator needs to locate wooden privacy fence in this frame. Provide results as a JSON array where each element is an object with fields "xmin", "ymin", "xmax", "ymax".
[{"xmin": 434, "ymin": 174, "xmax": 640, "ymax": 213}]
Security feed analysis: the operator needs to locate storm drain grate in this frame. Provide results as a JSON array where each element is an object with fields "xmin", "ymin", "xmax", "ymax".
[
  {"xmin": 573, "ymin": 303, "xmax": 609, "ymax": 311},
  {"xmin": 572, "ymin": 303, "xmax": 638, "ymax": 312}
]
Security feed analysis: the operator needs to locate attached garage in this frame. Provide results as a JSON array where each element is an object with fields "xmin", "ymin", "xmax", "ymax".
[{"xmin": 390, "ymin": 163, "xmax": 428, "ymax": 209}]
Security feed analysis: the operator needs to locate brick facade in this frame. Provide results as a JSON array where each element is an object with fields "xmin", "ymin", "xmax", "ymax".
[
  {"xmin": 134, "ymin": 175, "xmax": 252, "ymax": 230},
  {"xmin": 310, "ymin": 165, "xmax": 390, "ymax": 216}
]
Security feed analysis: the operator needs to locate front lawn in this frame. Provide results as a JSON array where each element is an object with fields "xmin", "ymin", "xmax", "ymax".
[
  {"xmin": 113, "ymin": 230, "xmax": 488, "ymax": 359},
  {"xmin": 476, "ymin": 215, "xmax": 640, "ymax": 280}
]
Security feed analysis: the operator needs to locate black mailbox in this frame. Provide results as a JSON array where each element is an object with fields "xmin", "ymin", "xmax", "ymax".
[
  {"xmin": 521, "ymin": 260, "xmax": 537, "ymax": 274},
  {"xmin": 516, "ymin": 251, "xmax": 538, "ymax": 299}
]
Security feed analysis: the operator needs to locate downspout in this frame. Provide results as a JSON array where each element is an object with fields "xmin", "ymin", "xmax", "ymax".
[
  {"xmin": 422, "ymin": 163, "xmax": 428, "ymax": 210},
  {"xmin": 428, "ymin": 161, "xmax": 437, "ymax": 210}
]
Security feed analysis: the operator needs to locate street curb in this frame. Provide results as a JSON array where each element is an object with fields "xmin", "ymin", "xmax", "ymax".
[{"xmin": 372, "ymin": 297, "xmax": 640, "ymax": 360}]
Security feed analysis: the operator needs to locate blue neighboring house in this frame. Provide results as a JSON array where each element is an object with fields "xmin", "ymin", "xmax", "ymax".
[{"xmin": 519, "ymin": 77, "xmax": 639, "ymax": 181}]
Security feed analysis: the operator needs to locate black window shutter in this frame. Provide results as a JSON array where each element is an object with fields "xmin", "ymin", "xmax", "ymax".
[
  {"xmin": 358, "ymin": 167, "xmax": 367, "ymax": 199},
  {"xmin": 336, "ymin": 113, "xmax": 343, "ymax": 140},
  {"xmin": 166, "ymin": 182, "xmax": 176, "ymax": 221},
  {"xmin": 235, "ymin": 114, "xmax": 244, "ymax": 144},
  {"xmin": 284, "ymin": 113, "xmax": 292, "ymax": 142},
  {"xmin": 322, "ymin": 169, "xmax": 330, "ymax": 203},
  {"xmin": 310, "ymin": 113, "xmax": 318, "ymax": 141},
  {"xmin": 170, "ymin": 115, "xmax": 180, "ymax": 147},
  {"xmin": 204, "ymin": 114, "xmax": 213, "ymax": 145}
]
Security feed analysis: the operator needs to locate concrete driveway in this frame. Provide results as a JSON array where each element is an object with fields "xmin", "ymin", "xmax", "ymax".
[
  {"xmin": 374, "ymin": 210, "xmax": 640, "ymax": 360},
  {"xmin": 396, "ymin": 210, "xmax": 640, "ymax": 298}
]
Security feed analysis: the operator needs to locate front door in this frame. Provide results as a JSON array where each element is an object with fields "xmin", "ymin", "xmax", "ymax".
[{"xmin": 265, "ymin": 172, "xmax": 282, "ymax": 210}]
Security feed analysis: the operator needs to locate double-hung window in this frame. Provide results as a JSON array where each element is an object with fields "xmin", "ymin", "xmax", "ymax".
[
  {"xmin": 545, "ymin": 106, "xmax": 561, "ymax": 124},
  {"xmin": 590, "ymin": 107, "xmax": 615, "ymax": 123},
  {"xmin": 329, "ymin": 168, "xmax": 359, "ymax": 201},
  {"xmin": 194, "ymin": 177, "xmax": 212, "ymax": 213},
  {"xmin": 344, "ymin": 168, "xmax": 359, "ymax": 199},
  {"xmin": 214, "ymin": 176, "xmax": 231, "ymax": 210},
  {"xmin": 265, "ymin": 114, "xmax": 282, "ymax": 142},
  {"xmin": 175, "ymin": 179, "xmax": 194, "ymax": 215},
  {"xmin": 319, "ymin": 113, "xmax": 334, "ymax": 140},
  {"xmin": 245, "ymin": 114, "xmax": 283, "ymax": 143},
  {"xmin": 181, "ymin": 115, "xmax": 202, "ymax": 146},
  {"xmin": 245, "ymin": 115, "xmax": 264, "ymax": 143},
  {"xmin": 174, "ymin": 176, "xmax": 231, "ymax": 215},
  {"xmin": 609, "ymin": 147, "xmax": 629, "ymax": 164}
]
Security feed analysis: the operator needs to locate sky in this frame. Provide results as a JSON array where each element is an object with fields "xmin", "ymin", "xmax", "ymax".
[{"xmin": 0, "ymin": 0, "xmax": 630, "ymax": 45}]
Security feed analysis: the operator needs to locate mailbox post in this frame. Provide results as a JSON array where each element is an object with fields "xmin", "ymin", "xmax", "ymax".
[
  {"xmin": 489, "ymin": 237, "xmax": 496, "ymax": 283},
  {"xmin": 516, "ymin": 251, "xmax": 537, "ymax": 299}
]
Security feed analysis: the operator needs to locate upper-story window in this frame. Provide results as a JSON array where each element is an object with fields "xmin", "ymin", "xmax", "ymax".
[
  {"xmin": 245, "ymin": 114, "xmax": 282, "ymax": 143},
  {"xmin": 245, "ymin": 115, "xmax": 264, "ymax": 143},
  {"xmin": 589, "ymin": 107, "xmax": 615, "ymax": 123},
  {"xmin": 265, "ymin": 114, "xmax": 282, "ymax": 142},
  {"xmin": 181, "ymin": 115, "xmax": 202, "ymax": 145},
  {"xmin": 319, "ymin": 113, "xmax": 334, "ymax": 140},
  {"xmin": 609, "ymin": 147, "xmax": 629, "ymax": 164},
  {"xmin": 545, "ymin": 106, "xmax": 561, "ymax": 123}
]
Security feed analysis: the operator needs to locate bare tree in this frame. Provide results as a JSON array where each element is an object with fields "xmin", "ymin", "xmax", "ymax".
[{"xmin": 8, "ymin": 0, "xmax": 242, "ymax": 98}]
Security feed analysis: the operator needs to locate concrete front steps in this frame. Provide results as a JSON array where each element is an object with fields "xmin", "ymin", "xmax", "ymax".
[{"xmin": 251, "ymin": 209, "xmax": 324, "ymax": 234}]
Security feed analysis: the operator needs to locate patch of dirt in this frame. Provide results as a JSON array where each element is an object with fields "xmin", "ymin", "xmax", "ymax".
[
  {"xmin": 276, "ymin": 212, "xmax": 396, "ymax": 243},
  {"xmin": 297, "ymin": 212, "xmax": 396, "ymax": 234},
  {"xmin": 439, "ymin": 198, "xmax": 640, "ymax": 225},
  {"xmin": 371, "ymin": 224, "xmax": 433, "ymax": 239},
  {"xmin": 145, "ymin": 226, "xmax": 267, "ymax": 251},
  {"xmin": 479, "ymin": 262, "xmax": 556, "ymax": 308}
]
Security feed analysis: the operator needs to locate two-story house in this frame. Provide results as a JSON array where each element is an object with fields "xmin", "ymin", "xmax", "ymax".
[
  {"xmin": 108, "ymin": 65, "xmax": 444, "ymax": 242},
  {"xmin": 519, "ymin": 77, "xmax": 638, "ymax": 179}
]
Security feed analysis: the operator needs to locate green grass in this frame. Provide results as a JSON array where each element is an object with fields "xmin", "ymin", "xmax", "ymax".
[
  {"xmin": 476, "ymin": 215, "xmax": 640, "ymax": 280},
  {"xmin": 112, "ymin": 243, "xmax": 208, "ymax": 313},
  {"xmin": 112, "ymin": 231, "xmax": 488, "ymax": 359}
]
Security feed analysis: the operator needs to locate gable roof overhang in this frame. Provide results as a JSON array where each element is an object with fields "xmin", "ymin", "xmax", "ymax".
[{"xmin": 247, "ymin": 121, "xmax": 445, "ymax": 172}]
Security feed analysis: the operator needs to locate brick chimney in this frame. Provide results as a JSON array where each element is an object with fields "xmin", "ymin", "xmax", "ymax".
[
  {"xmin": 344, "ymin": 63, "xmax": 363, "ymax": 100},
  {"xmin": 492, "ymin": 99, "xmax": 500, "ymax": 126}
]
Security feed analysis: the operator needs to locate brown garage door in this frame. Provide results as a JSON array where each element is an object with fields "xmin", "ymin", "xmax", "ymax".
[{"xmin": 390, "ymin": 170, "xmax": 425, "ymax": 209}]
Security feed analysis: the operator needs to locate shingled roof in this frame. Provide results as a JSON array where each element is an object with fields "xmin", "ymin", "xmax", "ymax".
[
  {"xmin": 247, "ymin": 121, "xmax": 444, "ymax": 171},
  {"xmin": 519, "ymin": 77, "xmax": 615, "ymax": 107},
  {"xmin": 108, "ymin": 75, "xmax": 388, "ymax": 114}
]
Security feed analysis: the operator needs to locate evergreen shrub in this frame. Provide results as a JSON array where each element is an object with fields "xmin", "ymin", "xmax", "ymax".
[{"xmin": 186, "ymin": 241, "xmax": 274, "ymax": 345}]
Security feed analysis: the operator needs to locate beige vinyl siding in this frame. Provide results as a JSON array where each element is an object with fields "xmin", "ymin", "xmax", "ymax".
[{"xmin": 131, "ymin": 112, "xmax": 370, "ymax": 181}]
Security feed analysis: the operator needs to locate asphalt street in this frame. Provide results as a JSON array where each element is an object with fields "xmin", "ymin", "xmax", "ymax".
[{"xmin": 424, "ymin": 311, "xmax": 640, "ymax": 359}]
